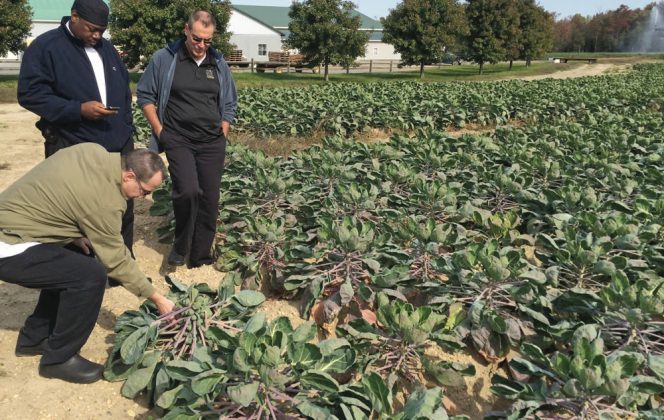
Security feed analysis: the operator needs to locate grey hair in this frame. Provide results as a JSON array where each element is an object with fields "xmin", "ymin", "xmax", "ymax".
[
  {"xmin": 121, "ymin": 149, "xmax": 167, "ymax": 182},
  {"xmin": 187, "ymin": 10, "xmax": 216, "ymax": 29}
]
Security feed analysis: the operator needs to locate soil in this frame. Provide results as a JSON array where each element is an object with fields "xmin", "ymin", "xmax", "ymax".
[{"xmin": 0, "ymin": 61, "xmax": 629, "ymax": 419}]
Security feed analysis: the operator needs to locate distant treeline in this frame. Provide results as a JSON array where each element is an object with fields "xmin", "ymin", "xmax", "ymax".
[{"xmin": 553, "ymin": 2, "xmax": 663, "ymax": 52}]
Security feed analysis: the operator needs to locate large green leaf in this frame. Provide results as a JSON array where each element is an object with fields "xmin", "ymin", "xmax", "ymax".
[
  {"xmin": 630, "ymin": 376, "xmax": 664, "ymax": 394},
  {"xmin": 288, "ymin": 342, "xmax": 321, "ymax": 369},
  {"xmin": 190, "ymin": 369, "xmax": 225, "ymax": 396},
  {"xmin": 261, "ymin": 345, "xmax": 282, "ymax": 367},
  {"xmin": 490, "ymin": 375, "xmax": 530, "ymax": 399},
  {"xmin": 156, "ymin": 384, "xmax": 184, "ymax": 409},
  {"xmin": 232, "ymin": 348, "xmax": 252, "ymax": 373},
  {"xmin": 228, "ymin": 382, "xmax": 260, "ymax": 407},
  {"xmin": 103, "ymin": 357, "xmax": 136, "ymax": 382},
  {"xmin": 510, "ymin": 357, "xmax": 557, "ymax": 379},
  {"xmin": 400, "ymin": 387, "xmax": 447, "ymax": 419},
  {"xmin": 300, "ymin": 370, "xmax": 340, "ymax": 393},
  {"xmin": 120, "ymin": 325, "xmax": 151, "ymax": 365},
  {"xmin": 232, "ymin": 290, "xmax": 266, "ymax": 307},
  {"xmin": 120, "ymin": 351, "xmax": 161, "ymax": 398},
  {"xmin": 318, "ymin": 338, "xmax": 352, "ymax": 356},
  {"xmin": 296, "ymin": 401, "xmax": 335, "ymax": 419},
  {"xmin": 317, "ymin": 347, "xmax": 356, "ymax": 374},
  {"xmin": 164, "ymin": 359, "xmax": 205, "ymax": 381},
  {"xmin": 340, "ymin": 279, "xmax": 355, "ymax": 306},
  {"xmin": 361, "ymin": 372, "xmax": 392, "ymax": 414},
  {"xmin": 165, "ymin": 275, "xmax": 188, "ymax": 293},
  {"xmin": 292, "ymin": 321, "xmax": 317, "ymax": 343},
  {"xmin": 244, "ymin": 313, "xmax": 267, "ymax": 334},
  {"xmin": 649, "ymin": 354, "xmax": 664, "ymax": 381}
]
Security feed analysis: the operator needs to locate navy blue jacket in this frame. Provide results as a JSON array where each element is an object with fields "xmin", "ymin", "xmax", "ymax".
[{"xmin": 18, "ymin": 17, "xmax": 132, "ymax": 152}]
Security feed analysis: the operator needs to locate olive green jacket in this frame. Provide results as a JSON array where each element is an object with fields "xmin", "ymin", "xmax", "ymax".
[{"xmin": 0, "ymin": 143, "xmax": 155, "ymax": 298}]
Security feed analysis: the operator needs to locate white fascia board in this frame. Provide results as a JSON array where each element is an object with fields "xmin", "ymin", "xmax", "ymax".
[{"xmin": 229, "ymin": 10, "xmax": 283, "ymax": 36}]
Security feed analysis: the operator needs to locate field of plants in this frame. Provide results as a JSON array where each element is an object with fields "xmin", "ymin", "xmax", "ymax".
[
  {"xmin": 232, "ymin": 63, "xmax": 664, "ymax": 136},
  {"xmin": 115, "ymin": 64, "xmax": 664, "ymax": 418}
]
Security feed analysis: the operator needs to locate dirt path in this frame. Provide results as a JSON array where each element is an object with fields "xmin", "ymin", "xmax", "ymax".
[
  {"xmin": 0, "ymin": 60, "xmax": 631, "ymax": 419},
  {"xmin": 519, "ymin": 63, "xmax": 628, "ymax": 81}
]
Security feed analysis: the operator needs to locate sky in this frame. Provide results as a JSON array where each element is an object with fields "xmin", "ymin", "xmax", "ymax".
[{"xmin": 232, "ymin": 0, "xmax": 657, "ymax": 20}]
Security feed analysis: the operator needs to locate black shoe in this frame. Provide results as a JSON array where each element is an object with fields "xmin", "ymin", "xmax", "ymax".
[
  {"xmin": 168, "ymin": 248, "xmax": 186, "ymax": 266},
  {"xmin": 15, "ymin": 337, "xmax": 48, "ymax": 357},
  {"xmin": 188, "ymin": 258, "xmax": 214, "ymax": 269},
  {"xmin": 39, "ymin": 354, "xmax": 103, "ymax": 384}
]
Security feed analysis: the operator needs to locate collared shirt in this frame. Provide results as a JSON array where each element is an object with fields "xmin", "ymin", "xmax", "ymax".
[{"xmin": 163, "ymin": 46, "xmax": 221, "ymax": 142}]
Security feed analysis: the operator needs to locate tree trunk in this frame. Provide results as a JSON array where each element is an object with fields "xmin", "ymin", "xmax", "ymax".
[
  {"xmin": 419, "ymin": 61, "xmax": 425, "ymax": 79},
  {"xmin": 526, "ymin": 58, "xmax": 531, "ymax": 67},
  {"xmin": 479, "ymin": 61, "xmax": 484, "ymax": 75},
  {"xmin": 324, "ymin": 61, "xmax": 329, "ymax": 82},
  {"xmin": 509, "ymin": 60, "xmax": 513, "ymax": 71},
  {"xmin": 346, "ymin": 65, "xmax": 350, "ymax": 75}
]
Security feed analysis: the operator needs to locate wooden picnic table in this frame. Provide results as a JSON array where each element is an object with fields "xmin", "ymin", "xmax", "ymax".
[{"xmin": 552, "ymin": 57, "xmax": 598, "ymax": 64}]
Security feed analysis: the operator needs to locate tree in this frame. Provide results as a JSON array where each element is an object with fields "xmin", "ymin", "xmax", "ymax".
[
  {"xmin": 109, "ymin": 0, "xmax": 233, "ymax": 69},
  {"xmin": 568, "ymin": 14, "xmax": 588, "ymax": 53},
  {"xmin": 287, "ymin": 0, "xmax": 369, "ymax": 82},
  {"xmin": 465, "ymin": 0, "xmax": 509, "ymax": 75},
  {"xmin": 382, "ymin": 0, "xmax": 466, "ymax": 79},
  {"xmin": 333, "ymin": 27, "xmax": 367, "ymax": 74},
  {"xmin": 497, "ymin": 0, "xmax": 521, "ymax": 70},
  {"xmin": 519, "ymin": 0, "xmax": 553, "ymax": 66},
  {"xmin": 0, "ymin": 0, "xmax": 32, "ymax": 57}
]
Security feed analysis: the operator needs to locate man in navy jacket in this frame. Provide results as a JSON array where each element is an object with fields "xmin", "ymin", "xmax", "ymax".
[{"xmin": 17, "ymin": 0, "xmax": 135, "ymax": 257}]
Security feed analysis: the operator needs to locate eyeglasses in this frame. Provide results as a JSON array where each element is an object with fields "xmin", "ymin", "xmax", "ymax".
[
  {"xmin": 135, "ymin": 179, "xmax": 154, "ymax": 196},
  {"xmin": 190, "ymin": 34, "xmax": 213, "ymax": 45},
  {"xmin": 130, "ymin": 170, "xmax": 154, "ymax": 196}
]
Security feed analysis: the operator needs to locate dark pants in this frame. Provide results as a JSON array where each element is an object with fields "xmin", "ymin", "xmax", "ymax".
[
  {"xmin": 43, "ymin": 128, "xmax": 135, "ymax": 254},
  {"xmin": 160, "ymin": 129, "xmax": 226, "ymax": 266},
  {"xmin": 0, "ymin": 244, "xmax": 107, "ymax": 365}
]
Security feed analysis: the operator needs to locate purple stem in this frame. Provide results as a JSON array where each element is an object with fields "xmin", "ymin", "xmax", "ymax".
[{"xmin": 156, "ymin": 305, "xmax": 190, "ymax": 321}]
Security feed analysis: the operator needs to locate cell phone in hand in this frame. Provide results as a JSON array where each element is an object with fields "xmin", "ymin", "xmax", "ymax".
[{"xmin": 105, "ymin": 106, "xmax": 120, "ymax": 111}]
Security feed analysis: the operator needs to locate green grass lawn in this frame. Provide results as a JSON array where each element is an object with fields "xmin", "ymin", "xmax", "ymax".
[
  {"xmin": 4, "ymin": 61, "xmax": 579, "ymax": 94},
  {"xmin": 228, "ymin": 61, "xmax": 579, "ymax": 88},
  {"xmin": 1, "ymin": 56, "xmax": 659, "ymax": 101},
  {"xmin": 548, "ymin": 52, "xmax": 664, "ymax": 59},
  {"xmin": 0, "ymin": 75, "xmax": 19, "ymax": 88}
]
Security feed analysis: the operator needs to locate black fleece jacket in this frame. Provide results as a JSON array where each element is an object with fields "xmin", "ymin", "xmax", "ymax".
[{"xmin": 17, "ymin": 17, "xmax": 132, "ymax": 152}]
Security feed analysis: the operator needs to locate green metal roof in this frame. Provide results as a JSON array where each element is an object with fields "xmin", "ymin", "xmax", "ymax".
[
  {"xmin": 231, "ymin": 4, "xmax": 383, "ymax": 32},
  {"xmin": 27, "ymin": 1, "xmax": 383, "ymax": 39},
  {"xmin": 29, "ymin": 0, "xmax": 109, "ymax": 21},
  {"xmin": 232, "ymin": 5, "xmax": 292, "ymax": 29},
  {"xmin": 278, "ymin": 29, "xmax": 383, "ymax": 42},
  {"xmin": 353, "ymin": 11, "xmax": 383, "ymax": 31}
]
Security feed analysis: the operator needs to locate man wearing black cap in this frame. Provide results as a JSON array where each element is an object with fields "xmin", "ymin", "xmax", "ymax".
[{"xmin": 17, "ymin": 0, "xmax": 136, "ymax": 256}]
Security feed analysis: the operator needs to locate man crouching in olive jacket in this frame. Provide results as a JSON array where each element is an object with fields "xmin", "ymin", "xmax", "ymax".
[{"xmin": 0, "ymin": 144, "xmax": 175, "ymax": 384}]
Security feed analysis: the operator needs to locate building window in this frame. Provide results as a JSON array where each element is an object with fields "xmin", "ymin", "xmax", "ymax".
[
  {"xmin": 258, "ymin": 44, "xmax": 267, "ymax": 56},
  {"xmin": 373, "ymin": 47, "xmax": 379, "ymax": 56}
]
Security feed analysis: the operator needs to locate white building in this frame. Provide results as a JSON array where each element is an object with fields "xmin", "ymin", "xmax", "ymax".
[{"xmin": 230, "ymin": 4, "xmax": 401, "ymax": 62}]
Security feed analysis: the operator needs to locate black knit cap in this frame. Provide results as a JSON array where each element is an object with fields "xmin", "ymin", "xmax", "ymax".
[{"xmin": 71, "ymin": 0, "xmax": 109, "ymax": 26}]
